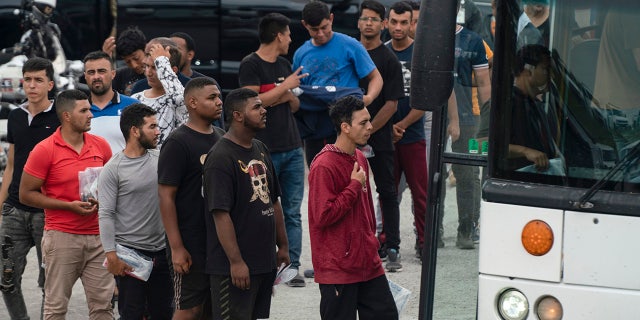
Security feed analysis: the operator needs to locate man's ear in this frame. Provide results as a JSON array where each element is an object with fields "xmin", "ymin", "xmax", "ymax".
[{"xmin": 340, "ymin": 122, "xmax": 350, "ymax": 134}]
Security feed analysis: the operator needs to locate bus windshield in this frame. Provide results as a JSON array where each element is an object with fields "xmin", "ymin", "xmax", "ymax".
[{"xmin": 489, "ymin": 0, "xmax": 640, "ymax": 193}]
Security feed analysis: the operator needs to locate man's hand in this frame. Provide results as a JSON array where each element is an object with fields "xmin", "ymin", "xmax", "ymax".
[
  {"xmin": 148, "ymin": 43, "xmax": 171, "ymax": 61},
  {"xmin": 68, "ymin": 200, "xmax": 97, "ymax": 216},
  {"xmin": 171, "ymin": 246, "xmax": 192, "ymax": 274},
  {"xmin": 102, "ymin": 36, "xmax": 116, "ymax": 58},
  {"xmin": 230, "ymin": 260, "xmax": 250, "ymax": 290},
  {"xmin": 447, "ymin": 122, "xmax": 460, "ymax": 142},
  {"xmin": 276, "ymin": 247, "xmax": 290, "ymax": 268},
  {"xmin": 280, "ymin": 66, "xmax": 309, "ymax": 90},
  {"xmin": 351, "ymin": 162, "xmax": 366, "ymax": 188},
  {"xmin": 105, "ymin": 251, "xmax": 133, "ymax": 277},
  {"xmin": 392, "ymin": 124, "xmax": 405, "ymax": 143},
  {"xmin": 523, "ymin": 147, "xmax": 550, "ymax": 171}
]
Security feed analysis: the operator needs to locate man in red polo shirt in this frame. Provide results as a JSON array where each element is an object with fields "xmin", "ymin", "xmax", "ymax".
[{"xmin": 20, "ymin": 89, "xmax": 114, "ymax": 319}]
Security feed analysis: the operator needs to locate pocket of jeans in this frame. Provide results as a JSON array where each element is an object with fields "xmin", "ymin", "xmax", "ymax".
[{"xmin": 1, "ymin": 203, "xmax": 14, "ymax": 216}]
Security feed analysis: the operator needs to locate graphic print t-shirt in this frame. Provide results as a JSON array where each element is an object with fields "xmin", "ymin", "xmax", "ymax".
[{"xmin": 203, "ymin": 138, "xmax": 281, "ymax": 275}]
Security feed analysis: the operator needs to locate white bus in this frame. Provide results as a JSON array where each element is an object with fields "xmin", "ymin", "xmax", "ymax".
[{"xmin": 415, "ymin": 0, "xmax": 640, "ymax": 319}]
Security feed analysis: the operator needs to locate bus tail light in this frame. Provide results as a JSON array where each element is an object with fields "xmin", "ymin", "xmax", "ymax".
[
  {"xmin": 497, "ymin": 289, "xmax": 529, "ymax": 320},
  {"xmin": 536, "ymin": 295, "xmax": 563, "ymax": 320},
  {"xmin": 521, "ymin": 220, "xmax": 554, "ymax": 256}
]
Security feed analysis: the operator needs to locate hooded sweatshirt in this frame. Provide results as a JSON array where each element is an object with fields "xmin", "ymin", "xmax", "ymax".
[{"xmin": 307, "ymin": 144, "xmax": 384, "ymax": 284}]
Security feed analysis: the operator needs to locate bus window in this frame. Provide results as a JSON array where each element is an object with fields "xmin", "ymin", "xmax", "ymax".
[{"xmin": 492, "ymin": 1, "xmax": 640, "ymax": 192}]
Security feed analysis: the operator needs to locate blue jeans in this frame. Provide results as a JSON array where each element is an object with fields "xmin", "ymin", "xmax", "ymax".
[
  {"xmin": 0, "ymin": 203, "xmax": 45, "ymax": 320},
  {"xmin": 270, "ymin": 147, "xmax": 305, "ymax": 269}
]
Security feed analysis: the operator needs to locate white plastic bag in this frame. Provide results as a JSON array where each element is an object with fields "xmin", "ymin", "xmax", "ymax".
[
  {"xmin": 78, "ymin": 167, "xmax": 103, "ymax": 201},
  {"xmin": 388, "ymin": 279, "xmax": 411, "ymax": 316},
  {"xmin": 103, "ymin": 244, "xmax": 154, "ymax": 281}
]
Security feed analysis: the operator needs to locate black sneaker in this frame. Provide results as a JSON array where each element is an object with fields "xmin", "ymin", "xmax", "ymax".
[
  {"xmin": 378, "ymin": 243, "xmax": 388, "ymax": 261},
  {"xmin": 385, "ymin": 248, "xmax": 403, "ymax": 272}
]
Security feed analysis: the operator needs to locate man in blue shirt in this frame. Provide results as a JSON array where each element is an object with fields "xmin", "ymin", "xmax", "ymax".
[
  {"xmin": 83, "ymin": 51, "xmax": 139, "ymax": 153},
  {"xmin": 294, "ymin": 0, "xmax": 383, "ymax": 166}
]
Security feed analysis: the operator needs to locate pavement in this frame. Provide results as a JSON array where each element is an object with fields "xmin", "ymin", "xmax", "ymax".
[{"xmin": 1, "ymin": 171, "xmax": 479, "ymax": 320}]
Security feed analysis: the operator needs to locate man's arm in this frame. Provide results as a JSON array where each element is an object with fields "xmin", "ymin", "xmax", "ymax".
[
  {"xmin": 0, "ymin": 144, "xmax": 15, "ymax": 204},
  {"xmin": 370, "ymin": 100, "xmax": 398, "ymax": 134},
  {"xmin": 308, "ymin": 162, "xmax": 366, "ymax": 228},
  {"xmin": 212, "ymin": 209, "xmax": 250, "ymax": 290},
  {"xmin": 474, "ymin": 67, "xmax": 491, "ymax": 106},
  {"xmin": 97, "ymin": 165, "xmax": 133, "ymax": 276},
  {"xmin": 447, "ymin": 91, "xmax": 460, "ymax": 142},
  {"xmin": 243, "ymin": 66, "xmax": 307, "ymax": 108},
  {"xmin": 363, "ymin": 68, "xmax": 383, "ymax": 107},
  {"xmin": 508, "ymin": 144, "xmax": 549, "ymax": 170},
  {"xmin": 272, "ymin": 201, "xmax": 290, "ymax": 267},
  {"xmin": 393, "ymin": 108, "xmax": 425, "ymax": 144},
  {"xmin": 158, "ymin": 184, "xmax": 192, "ymax": 274},
  {"xmin": 19, "ymin": 172, "xmax": 96, "ymax": 215}
]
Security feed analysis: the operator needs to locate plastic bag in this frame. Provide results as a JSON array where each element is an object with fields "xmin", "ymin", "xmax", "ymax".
[
  {"xmin": 103, "ymin": 244, "xmax": 154, "ymax": 281},
  {"xmin": 388, "ymin": 279, "xmax": 411, "ymax": 316},
  {"xmin": 78, "ymin": 167, "xmax": 103, "ymax": 201}
]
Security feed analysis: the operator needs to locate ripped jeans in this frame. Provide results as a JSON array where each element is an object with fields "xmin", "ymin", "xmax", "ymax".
[{"xmin": 0, "ymin": 203, "xmax": 45, "ymax": 320}]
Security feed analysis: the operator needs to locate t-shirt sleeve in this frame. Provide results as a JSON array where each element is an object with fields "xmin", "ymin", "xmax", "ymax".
[
  {"xmin": 99, "ymin": 138, "xmax": 112, "ymax": 164},
  {"xmin": 471, "ymin": 36, "xmax": 489, "ymax": 68},
  {"xmin": 158, "ymin": 136, "xmax": 187, "ymax": 186},
  {"xmin": 350, "ymin": 38, "xmax": 377, "ymax": 79},
  {"xmin": 385, "ymin": 54, "xmax": 406, "ymax": 101},
  {"xmin": 23, "ymin": 140, "xmax": 51, "ymax": 180},
  {"xmin": 203, "ymin": 150, "xmax": 234, "ymax": 213},
  {"xmin": 238, "ymin": 56, "xmax": 260, "ymax": 87},
  {"xmin": 97, "ymin": 158, "xmax": 119, "ymax": 252}
]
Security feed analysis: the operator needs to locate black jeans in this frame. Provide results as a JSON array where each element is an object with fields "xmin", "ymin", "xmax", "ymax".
[
  {"xmin": 368, "ymin": 150, "xmax": 401, "ymax": 250},
  {"xmin": 116, "ymin": 248, "xmax": 173, "ymax": 320},
  {"xmin": 304, "ymin": 135, "xmax": 337, "ymax": 167}
]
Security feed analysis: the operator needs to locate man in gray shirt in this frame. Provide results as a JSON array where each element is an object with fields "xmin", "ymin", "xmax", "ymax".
[{"xmin": 98, "ymin": 103, "xmax": 173, "ymax": 319}]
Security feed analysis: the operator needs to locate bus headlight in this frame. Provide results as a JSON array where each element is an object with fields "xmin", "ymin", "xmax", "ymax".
[
  {"xmin": 536, "ymin": 295, "xmax": 563, "ymax": 320},
  {"xmin": 497, "ymin": 289, "xmax": 529, "ymax": 320},
  {"xmin": 521, "ymin": 219, "xmax": 554, "ymax": 256}
]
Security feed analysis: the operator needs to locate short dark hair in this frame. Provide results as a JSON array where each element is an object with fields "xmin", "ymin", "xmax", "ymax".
[
  {"xmin": 360, "ymin": 0, "xmax": 386, "ymax": 19},
  {"xmin": 22, "ymin": 57, "xmax": 54, "ymax": 82},
  {"xmin": 120, "ymin": 103, "xmax": 157, "ymax": 141},
  {"xmin": 83, "ymin": 50, "xmax": 113, "ymax": 65},
  {"xmin": 116, "ymin": 26, "xmax": 147, "ymax": 57},
  {"xmin": 170, "ymin": 31, "xmax": 196, "ymax": 52},
  {"xmin": 329, "ymin": 95, "xmax": 366, "ymax": 133},
  {"xmin": 55, "ymin": 89, "xmax": 88, "ymax": 119},
  {"xmin": 147, "ymin": 37, "xmax": 182, "ymax": 69},
  {"xmin": 514, "ymin": 44, "xmax": 551, "ymax": 76},
  {"xmin": 184, "ymin": 76, "xmax": 219, "ymax": 98},
  {"xmin": 390, "ymin": 1, "xmax": 413, "ymax": 19},
  {"xmin": 259, "ymin": 13, "xmax": 291, "ymax": 44},
  {"xmin": 224, "ymin": 88, "xmax": 258, "ymax": 124},
  {"xmin": 406, "ymin": 0, "xmax": 420, "ymax": 10},
  {"xmin": 302, "ymin": 1, "xmax": 331, "ymax": 26}
]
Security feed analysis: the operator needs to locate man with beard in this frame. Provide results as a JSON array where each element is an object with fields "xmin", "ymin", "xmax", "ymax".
[
  {"xmin": 83, "ymin": 51, "xmax": 139, "ymax": 153},
  {"xmin": 98, "ymin": 103, "xmax": 173, "ymax": 319},
  {"xmin": 20, "ymin": 89, "xmax": 114, "ymax": 319},
  {"xmin": 203, "ymin": 88, "xmax": 289, "ymax": 320}
]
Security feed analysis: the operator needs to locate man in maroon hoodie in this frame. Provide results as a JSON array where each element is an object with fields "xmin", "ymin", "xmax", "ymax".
[{"xmin": 308, "ymin": 95, "xmax": 398, "ymax": 320}]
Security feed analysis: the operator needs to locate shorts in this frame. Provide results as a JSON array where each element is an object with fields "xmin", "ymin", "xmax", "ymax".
[
  {"xmin": 168, "ymin": 259, "xmax": 210, "ymax": 310},
  {"xmin": 210, "ymin": 271, "xmax": 276, "ymax": 320}
]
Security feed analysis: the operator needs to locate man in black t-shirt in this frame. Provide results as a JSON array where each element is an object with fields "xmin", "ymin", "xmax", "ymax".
[
  {"xmin": 238, "ymin": 12, "xmax": 308, "ymax": 287},
  {"xmin": 0, "ymin": 57, "xmax": 59, "ymax": 319},
  {"xmin": 158, "ymin": 77, "xmax": 224, "ymax": 319},
  {"xmin": 357, "ymin": 1, "xmax": 406, "ymax": 267},
  {"xmin": 203, "ymin": 88, "xmax": 289, "ymax": 320}
]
